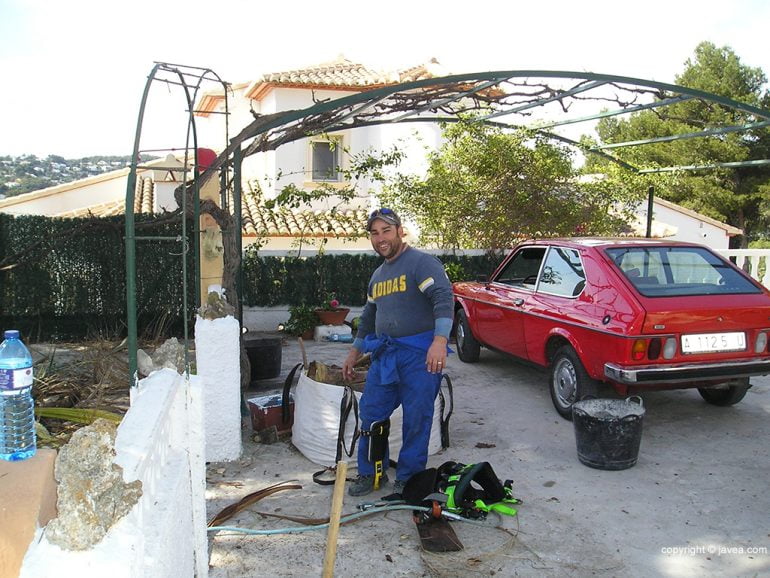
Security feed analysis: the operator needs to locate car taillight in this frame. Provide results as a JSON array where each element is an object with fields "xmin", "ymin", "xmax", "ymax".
[
  {"xmin": 632, "ymin": 337, "xmax": 676, "ymax": 360},
  {"xmin": 663, "ymin": 337, "xmax": 677, "ymax": 359},
  {"xmin": 756, "ymin": 331, "xmax": 768, "ymax": 354},
  {"xmin": 648, "ymin": 338, "xmax": 661, "ymax": 360}
]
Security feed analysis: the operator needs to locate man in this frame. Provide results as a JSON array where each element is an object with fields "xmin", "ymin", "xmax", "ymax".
[{"xmin": 342, "ymin": 208, "xmax": 454, "ymax": 497}]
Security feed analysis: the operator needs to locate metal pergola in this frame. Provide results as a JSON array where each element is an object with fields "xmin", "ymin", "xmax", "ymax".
[{"xmin": 125, "ymin": 66, "xmax": 770, "ymax": 384}]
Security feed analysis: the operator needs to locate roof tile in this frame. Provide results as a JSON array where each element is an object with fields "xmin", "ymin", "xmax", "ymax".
[{"xmin": 259, "ymin": 56, "xmax": 439, "ymax": 89}]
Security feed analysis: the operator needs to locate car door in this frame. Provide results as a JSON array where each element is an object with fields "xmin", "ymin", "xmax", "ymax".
[
  {"xmin": 524, "ymin": 245, "xmax": 588, "ymax": 364},
  {"xmin": 474, "ymin": 246, "xmax": 547, "ymax": 359}
]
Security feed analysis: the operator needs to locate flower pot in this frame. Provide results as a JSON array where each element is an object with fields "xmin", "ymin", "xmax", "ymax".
[
  {"xmin": 300, "ymin": 329, "xmax": 314, "ymax": 340},
  {"xmin": 314, "ymin": 308, "xmax": 350, "ymax": 326}
]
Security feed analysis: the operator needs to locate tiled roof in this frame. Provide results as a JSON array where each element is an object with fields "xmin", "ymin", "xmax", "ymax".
[
  {"xmin": 56, "ymin": 177, "xmax": 155, "ymax": 218},
  {"xmin": 56, "ymin": 177, "xmax": 367, "ymax": 239},
  {"xmin": 261, "ymin": 57, "xmax": 396, "ymax": 88},
  {"xmin": 245, "ymin": 56, "xmax": 444, "ymax": 100},
  {"xmin": 263, "ymin": 56, "xmax": 441, "ymax": 87},
  {"xmin": 240, "ymin": 180, "xmax": 367, "ymax": 238}
]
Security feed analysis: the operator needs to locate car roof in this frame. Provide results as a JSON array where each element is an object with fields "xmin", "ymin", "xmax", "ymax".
[{"xmin": 517, "ymin": 237, "xmax": 706, "ymax": 249}]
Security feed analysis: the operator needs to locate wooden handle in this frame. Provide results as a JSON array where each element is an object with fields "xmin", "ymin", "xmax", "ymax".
[
  {"xmin": 298, "ymin": 336, "xmax": 308, "ymax": 369},
  {"xmin": 322, "ymin": 461, "xmax": 348, "ymax": 578}
]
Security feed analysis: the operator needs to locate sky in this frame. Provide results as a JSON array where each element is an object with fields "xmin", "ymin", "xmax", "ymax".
[{"xmin": 1, "ymin": 0, "xmax": 769, "ymax": 159}]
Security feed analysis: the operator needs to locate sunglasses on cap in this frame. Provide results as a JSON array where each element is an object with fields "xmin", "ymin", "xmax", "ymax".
[{"xmin": 366, "ymin": 208, "xmax": 401, "ymax": 230}]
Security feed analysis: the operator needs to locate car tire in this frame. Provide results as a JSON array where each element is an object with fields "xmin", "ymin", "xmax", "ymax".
[
  {"xmin": 455, "ymin": 309, "xmax": 480, "ymax": 363},
  {"xmin": 549, "ymin": 345, "xmax": 598, "ymax": 420},
  {"xmin": 698, "ymin": 378, "xmax": 750, "ymax": 406}
]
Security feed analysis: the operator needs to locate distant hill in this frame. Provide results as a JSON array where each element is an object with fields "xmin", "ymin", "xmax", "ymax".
[{"xmin": 0, "ymin": 154, "xmax": 156, "ymax": 198}]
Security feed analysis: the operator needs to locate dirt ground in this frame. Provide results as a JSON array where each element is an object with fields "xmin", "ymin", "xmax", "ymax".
[{"xmin": 206, "ymin": 339, "xmax": 770, "ymax": 578}]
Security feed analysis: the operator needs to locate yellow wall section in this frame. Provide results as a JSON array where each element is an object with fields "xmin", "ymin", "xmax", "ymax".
[{"xmin": 199, "ymin": 177, "xmax": 224, "ymax": 303}]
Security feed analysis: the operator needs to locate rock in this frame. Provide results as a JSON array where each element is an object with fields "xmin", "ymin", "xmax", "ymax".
[
  {"xmin": 198, "ymin": 291, "xmax": 235, "ymax": 320},
  {"xmin": 137, "ymin": 337, "xmax": 191, "ymax": 376},
  {"xmin": 152, "ymin": 337, "xmax": 187, "ymax": 372},
  {"xmin": 137, "ymin": 348, "xmax": 154, "ymax": 377},
  {"xmin": 45, "ymin": 419, "xmax": 143, "ymax": 550}
]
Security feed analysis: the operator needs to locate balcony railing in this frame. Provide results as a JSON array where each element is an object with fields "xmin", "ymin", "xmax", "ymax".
[{"xmin": 718, "ymin": 249, "xmax": 770, "ymax": 288}]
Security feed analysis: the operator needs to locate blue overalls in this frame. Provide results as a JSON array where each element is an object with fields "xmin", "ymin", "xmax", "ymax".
[{"xmin": 357, "ymin": 330, "xmax": 443, "ymax": 482}]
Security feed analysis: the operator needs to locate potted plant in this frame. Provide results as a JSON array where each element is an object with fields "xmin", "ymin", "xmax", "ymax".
[
  {"xmin": 314, "ymin": 293, "xmax": 350, "ymax": 326},
  {"xmin": 282, "ymin": 304, "xmax": 320, "ymax": 339}
]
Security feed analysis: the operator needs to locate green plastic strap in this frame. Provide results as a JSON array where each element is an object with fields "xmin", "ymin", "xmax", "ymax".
[
  {"xmin": 488, "ymin": 502, "xmax": 518, "ymax": 517},
  {"xmin": 445, "ymin": 484, "xmax": 458, "ymax": 510},
  {"xmin": 472, "ymin": 498, "xmax": 519, "ymax": 517}
]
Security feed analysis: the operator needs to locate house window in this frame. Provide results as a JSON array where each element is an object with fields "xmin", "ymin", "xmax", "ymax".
[{"xmin": 311, "ymin": 139, "xmax": 341, "ymax": 182}]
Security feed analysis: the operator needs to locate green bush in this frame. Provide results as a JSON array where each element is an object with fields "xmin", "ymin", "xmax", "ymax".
[{"xmin": 1, "ymin": 213, "xmax": 502, "ymax": 341}]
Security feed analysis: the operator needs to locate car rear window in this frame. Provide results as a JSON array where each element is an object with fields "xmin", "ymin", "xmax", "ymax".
[{"xmin": 605, "ymin": 246, "xmax": 762, "ymax": 297}]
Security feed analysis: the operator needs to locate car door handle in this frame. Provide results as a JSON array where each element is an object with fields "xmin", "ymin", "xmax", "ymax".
[{"xmin": 513, "ymin": 298, "xmax": 524, "ymax": 306}]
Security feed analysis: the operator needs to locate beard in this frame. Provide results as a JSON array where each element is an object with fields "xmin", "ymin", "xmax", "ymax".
[{"xmin": 373, "ymin": 236, "xmax": 403, "ymax": 260}]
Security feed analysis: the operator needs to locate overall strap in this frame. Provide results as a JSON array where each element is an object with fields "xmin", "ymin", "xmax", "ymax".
[{"xmin": 438, "ymin": 374, "xmax": 454, "ymax": 449}]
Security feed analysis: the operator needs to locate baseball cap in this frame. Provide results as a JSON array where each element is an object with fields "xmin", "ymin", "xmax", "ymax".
[{"xmin": 366, "ymin": 208, "xmax": 402, "ymax": 231}]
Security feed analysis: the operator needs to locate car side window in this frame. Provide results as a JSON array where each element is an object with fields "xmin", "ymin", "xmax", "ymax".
[
  {"xmin": 493, "ymin": 247, "xmax": 547, "ymax": 287},
  {"xmin": 538, "ymin": 247, "xmax": 586, "ymax": 298}
]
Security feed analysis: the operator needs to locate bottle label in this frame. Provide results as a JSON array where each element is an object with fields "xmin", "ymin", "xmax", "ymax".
[{"xmin": 0, "ymin": 367, "xmax": 33, "ymax": 390}]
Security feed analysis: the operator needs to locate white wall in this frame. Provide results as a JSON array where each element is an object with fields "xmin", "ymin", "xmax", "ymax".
[
  {"xmin": 19, "ymin": 316, "xmax": 245, "ymax": 575},
  {"xmin": 0, "ymin": 172, "xmax": 132, "ymax": 216},
  {"xmin": 20, "ymin": 369, "xmax": 208, "ymax": 577},
  {"xmin": 639, "ymin": 200, "xmax": 736, "ymax": 250}
]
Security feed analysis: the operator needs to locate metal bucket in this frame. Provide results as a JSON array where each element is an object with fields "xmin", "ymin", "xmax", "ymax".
[{"xmin": 572, "ymin": 397, "xmax": 644, "ymax": 470}]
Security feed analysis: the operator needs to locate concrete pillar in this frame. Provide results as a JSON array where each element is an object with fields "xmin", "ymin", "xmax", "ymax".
[{"xmin": 195, "ymin": 315, "xmax": 242, "ymax": 462}]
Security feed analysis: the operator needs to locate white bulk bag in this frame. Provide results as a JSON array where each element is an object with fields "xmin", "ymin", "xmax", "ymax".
[{"xmin": 291, "ymin": 371, "xmax": 445, "ymax": 467}]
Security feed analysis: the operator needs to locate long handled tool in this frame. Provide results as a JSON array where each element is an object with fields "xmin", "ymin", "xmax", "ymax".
[{"xmin": 322, "ymin": 460, "xmax": 348, "ymax": 578}]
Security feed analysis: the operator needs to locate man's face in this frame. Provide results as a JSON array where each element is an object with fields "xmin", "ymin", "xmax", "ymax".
[{"xmin": 368, "ymin": 219, "xmax": 404, "ymax": 260}]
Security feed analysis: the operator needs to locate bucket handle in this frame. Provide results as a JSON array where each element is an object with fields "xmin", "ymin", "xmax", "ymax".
[
  {"xmin": 620, "ymin": 396, "xmax": 644, "ymax": 422},
  {"xmin": 626, "ymin": 395, "xmax": 643, "ymax": 408}
]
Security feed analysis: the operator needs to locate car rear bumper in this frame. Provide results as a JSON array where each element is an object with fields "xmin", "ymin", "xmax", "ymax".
[{"xmin": 604, "ymin": 358, "xmax": 770, "ymax": 385}]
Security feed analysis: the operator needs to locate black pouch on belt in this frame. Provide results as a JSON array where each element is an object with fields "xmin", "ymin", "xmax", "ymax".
[
  {"xmin": 368, "ymin": 418, "xmax": 390, "ymax": 489},
  {"xmin": 367, "ymin": 418, "xmax": 390, "ymax": 463}
]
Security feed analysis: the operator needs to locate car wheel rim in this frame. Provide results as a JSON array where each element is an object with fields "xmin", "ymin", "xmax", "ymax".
[
  {"xmin": 457, "ymin": 323, "xmax": 465, "ymax": 349},
  {"xmin": 554, "ymin": 358, "xmax": 577, "ymax": 408}
]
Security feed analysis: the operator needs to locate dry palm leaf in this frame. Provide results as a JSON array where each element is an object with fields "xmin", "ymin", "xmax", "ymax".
[{"xmin": 208, "ymin": 480, "xmax": 302, "ymax": 527}]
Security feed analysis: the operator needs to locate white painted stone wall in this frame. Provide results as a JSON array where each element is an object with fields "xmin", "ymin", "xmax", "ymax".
[
  {"xmin": 20, "ymin": 369, "xmax": 208, "ymax": 577},
  {"xmin": 19, "ymin": 314, "xmax": 245, "ymax": 576},
  {"xmin": 196, "ymin": 315, "xmax": 242, "ymax": 462}
]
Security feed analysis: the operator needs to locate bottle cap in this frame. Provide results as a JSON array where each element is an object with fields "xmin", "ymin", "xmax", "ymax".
[{"xmin": 4, "ymin": 330, "xmax": 20, "ymax": 339}]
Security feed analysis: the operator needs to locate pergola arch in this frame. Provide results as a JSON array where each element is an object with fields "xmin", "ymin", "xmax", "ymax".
[
  {"xmin": 203, "ymin": 69, "xmax": 770, "ymax": 179},
  {"xmin": 125, "ymin": 65, "xmax": 770, "ymax": 381}
]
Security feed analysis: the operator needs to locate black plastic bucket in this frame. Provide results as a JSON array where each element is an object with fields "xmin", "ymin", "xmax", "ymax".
[
  {"xmin": 244, "ymin": 335, "xmax": 282, "ymax": 381},
  {"xmin": 572, "ymin": 397, "xmax": 644, "ymax": 470}
]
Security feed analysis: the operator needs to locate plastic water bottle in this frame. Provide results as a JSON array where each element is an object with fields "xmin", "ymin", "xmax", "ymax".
[{"xmin": 0, "ymin": 330, "xmax": 36, "ymax": 461}]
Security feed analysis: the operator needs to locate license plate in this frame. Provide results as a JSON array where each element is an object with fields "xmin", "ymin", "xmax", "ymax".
[{"xmin": 681, "ymin": 332, "xmax": 746, "ymax": 354}]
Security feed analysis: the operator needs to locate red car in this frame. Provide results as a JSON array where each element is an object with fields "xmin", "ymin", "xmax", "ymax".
[{"xmin": 453, "ymin": 238, "xmax": 770, "ymax": 418}]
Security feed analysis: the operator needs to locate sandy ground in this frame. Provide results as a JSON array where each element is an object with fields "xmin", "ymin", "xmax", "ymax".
[{"xmin": 206, "ymin": 339, "xmax": 770, "ymax": 578}]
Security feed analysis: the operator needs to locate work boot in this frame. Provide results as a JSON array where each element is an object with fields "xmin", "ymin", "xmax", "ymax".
[
  {"xmin": 348, "ymin": 473, "xmax": 389, "ymax": 497},
  {"xmin": 393, "ymin": 479, "xmax": 406, "ymax": 496}
]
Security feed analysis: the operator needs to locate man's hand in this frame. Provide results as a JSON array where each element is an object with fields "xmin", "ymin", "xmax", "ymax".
[
  {"xmin": 342, "ymin": 348, "xmax": 362, "ymax": 381},
  {"xmin": 426, "ymin": 336, "xmax": 448, "ymax": 374}
]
